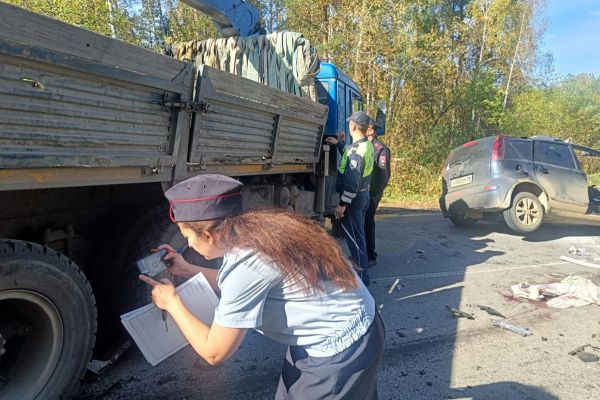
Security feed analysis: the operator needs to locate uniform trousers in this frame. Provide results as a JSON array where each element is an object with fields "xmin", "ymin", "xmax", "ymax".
[
  {"xmin": 365, "ymin": 192, "xmax": 383, "ymax": 262},
  {"xmin": 340, "ymin": 190, "xmax": 370, "ymax": 283},
  {"xmin": 275, "ymin": 312, "xmax": 385, "ymax": 399}
]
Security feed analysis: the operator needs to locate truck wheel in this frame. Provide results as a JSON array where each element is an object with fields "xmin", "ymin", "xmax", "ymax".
[
  {"xmin": 449, "ymin": 216, "xmax": 478, "ymax": 227},
  {"xmin": 503, "ymin": 192, "xmax": 544, "ymax": 233},
  {"xmin": 89, "ymin": 206, "xmax": 188, "ymax": 353},
  {"xmin": 0, "ymin": 240, "xmax": 96, "ymax": 399}
]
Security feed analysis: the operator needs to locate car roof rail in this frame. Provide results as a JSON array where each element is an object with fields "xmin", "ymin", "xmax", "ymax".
[{"xmin": 530, "ymin": 135, "xmax": 563, "ymax": 142}]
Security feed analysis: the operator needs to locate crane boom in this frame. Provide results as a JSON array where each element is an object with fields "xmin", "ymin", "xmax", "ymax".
[{"xmin": 181, "ymin": 0, "xmax": 263, "ymax": 37}]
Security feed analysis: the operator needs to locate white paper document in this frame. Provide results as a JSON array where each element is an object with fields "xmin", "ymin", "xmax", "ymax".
[{"xmin": 120, "ymin": 272, "xmax": 219, "ymax": 366}]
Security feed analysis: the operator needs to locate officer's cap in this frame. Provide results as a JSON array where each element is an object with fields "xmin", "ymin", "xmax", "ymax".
[
  {"xmin": 346, "ymin": 111, "xmax": 370, "ymax": 127},
  {"xmin": 368, "ymin": 117, "xmax": 380, "ymax": 129},
  {"xmin": 165, "ymin": 174, "xmax": 243, "ymax": 222}
]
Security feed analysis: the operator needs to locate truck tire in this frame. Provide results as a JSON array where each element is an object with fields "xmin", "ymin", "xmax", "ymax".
[
  {"xmin": 0, "ymin": 240, "xmax": 96, "ymax": 400},
  {"xmin": 503, "ymin": 191, "xmax": 544, "ymax": 234},
  {"xmin": 449, "ymin": 216, "xmax": 478, "ymax": 227},
  {"xmin": 90, "ymin": 207, "xmax": 171, "ymax": 347},
  {"xmin": 89, "ymin": 206, "xmax": 194, "ymax": 353}
]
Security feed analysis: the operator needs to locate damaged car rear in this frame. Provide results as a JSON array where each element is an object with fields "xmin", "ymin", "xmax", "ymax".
[{"xmin": 440, "ymin": 135, "xmax": 600, "ymax": 234}]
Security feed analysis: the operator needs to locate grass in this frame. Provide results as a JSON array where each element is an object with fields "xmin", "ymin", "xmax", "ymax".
[
  {"xmin": 381, "ymin": 192, "xmax": 440, "ymax": 210},
  {"xmin": 589, "ymin": 173, "xmax": 600, "ymax": 187}
]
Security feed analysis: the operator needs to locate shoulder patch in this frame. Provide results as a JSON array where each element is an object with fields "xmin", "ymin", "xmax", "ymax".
[
  {"xmin": 350, "ymin": 159, "xmax": 358, "ymax": 169},
  {"xmin": 378, "ymin": 155, "xmax": 387, "ymax": 168},
  {"xmin": 374, "ymin": 141, "xmax": 384, "ymax": 151}
]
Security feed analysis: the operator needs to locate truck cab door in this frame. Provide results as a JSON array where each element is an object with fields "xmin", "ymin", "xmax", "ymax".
[{"xmin": 533, "ymin": 141, "xmax": 588, "ymax": 214}]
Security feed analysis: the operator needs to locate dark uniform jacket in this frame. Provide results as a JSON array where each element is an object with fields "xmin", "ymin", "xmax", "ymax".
[
  {"xmin": 335, "ymin": 138, "xmax": 374, "ymax": 205},
  {"xmin": 370, "ymin": 138, "xmax": 391, "ymax": 196}
]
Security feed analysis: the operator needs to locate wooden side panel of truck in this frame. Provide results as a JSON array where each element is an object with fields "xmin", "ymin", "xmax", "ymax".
[{"xmin": 0, "ymin": 4, "xmax": 328, "ymax": 399}]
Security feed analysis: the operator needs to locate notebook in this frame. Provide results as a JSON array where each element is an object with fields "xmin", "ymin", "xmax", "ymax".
[{"xmin": 120, "ymin": 272, "xmax": 219, "ymax": 366}]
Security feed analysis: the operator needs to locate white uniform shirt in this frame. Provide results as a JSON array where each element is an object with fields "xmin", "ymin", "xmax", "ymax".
[{"xmin": 213, "ymin": 249, "xmax": 376, "ymax": 357}]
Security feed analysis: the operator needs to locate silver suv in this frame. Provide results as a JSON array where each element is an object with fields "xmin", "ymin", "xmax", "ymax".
[{"xmin": 440, "ymin": 135, "xmax": 600, "ymax": 233}]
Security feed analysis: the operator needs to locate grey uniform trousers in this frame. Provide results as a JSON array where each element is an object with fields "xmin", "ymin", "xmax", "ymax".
[{"xmin": 275, "ymin": 312, "xmax": 385, "ymax": 399}]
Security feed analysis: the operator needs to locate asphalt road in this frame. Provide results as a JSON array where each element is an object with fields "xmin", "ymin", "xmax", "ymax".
[{"xmin": 75, "ymin": 210, "xmax": 600, "ymax": 400}]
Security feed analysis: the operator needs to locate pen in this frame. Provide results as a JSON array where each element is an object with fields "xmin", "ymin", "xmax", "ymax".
[
  {"xmin": 162, "ymin": 309, "xmax": 168, "ymax": 332},
  {"xmin": 162, "ymin": 269, "xmax": 175, "ymax": 333}
]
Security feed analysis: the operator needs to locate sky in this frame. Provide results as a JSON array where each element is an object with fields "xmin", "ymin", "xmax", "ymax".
[{"xmin": 542, "ymin": 0, "xmax": 600, "ymax": 76}]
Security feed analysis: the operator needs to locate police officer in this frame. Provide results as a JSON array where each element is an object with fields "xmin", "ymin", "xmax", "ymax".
[
  {"xmin": 365, "ymin": 119, "xmax": 391, "ymax": 267},
  {"xmin": 326, "ymin": 111, "xmax": 374, "ymax": 285},
  {"xmin": 139, "ymin": 174, "xmax": 385, "ymax": 399}
]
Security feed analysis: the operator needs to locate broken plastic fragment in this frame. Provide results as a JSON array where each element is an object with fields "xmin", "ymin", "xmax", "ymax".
[
  {"xmin": 388, "ymin": 278, "xmax": 401, "ymax": 294},
  {"xmin": 577, "ymin": 351, "xmax": 599, "ymax": 363},
  {"xmin": 476, "ymin": 305, "xmax": 506, "ymax": 318},
  {"xmin": 569, "ymin": 246, "xmax": 588, "ymax": 256},
  {"xmin": 492, "ymin": 319, "xmax": 532, "ymax": 337},
  {"xmin": 445, "ymin": 305, "xmax": 475, "ymax": 320}
]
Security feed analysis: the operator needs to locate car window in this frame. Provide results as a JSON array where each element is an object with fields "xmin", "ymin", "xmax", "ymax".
[
  {"xmin": 505, "ymin": 140, "xmax": 532, "ymax": 161},
  {"xmin": 447, "ymin": 141, "xmax": 490, "ymax": 165},
  {"xmin": 534, "ymin": 142, "xmax": 575, "ymax": 169},
  {"xmin": 574, "ymin": 148, "xmax": 600, "ymax": 176}
]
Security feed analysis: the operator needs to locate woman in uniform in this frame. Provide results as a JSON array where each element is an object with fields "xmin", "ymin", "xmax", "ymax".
[{"xmin": 139, "ymin": 174, "xmax": 384, "ymax": 399}]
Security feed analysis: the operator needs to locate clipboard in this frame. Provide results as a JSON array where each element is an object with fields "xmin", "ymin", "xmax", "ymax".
[{"xmin": 120, "ymin": 272, "xmax": 219, "ymax": 366}]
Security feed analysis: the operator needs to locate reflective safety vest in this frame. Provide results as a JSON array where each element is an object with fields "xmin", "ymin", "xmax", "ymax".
[{"xmin": 336, "ymin": 138, "xmax": 374, "ymax": 205}]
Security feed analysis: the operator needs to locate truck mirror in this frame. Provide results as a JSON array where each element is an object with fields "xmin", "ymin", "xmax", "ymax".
[{"xmin": 375, "ymin": 100, "xmax": 387, "ymax": 136}]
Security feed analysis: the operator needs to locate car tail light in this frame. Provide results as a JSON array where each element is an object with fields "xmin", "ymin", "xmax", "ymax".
[
  {"xmin": 463, "ymin": 140, "xmax": 477, "ymax": 148},
  {"xmin": 442, "ymin": 156, "xmax": 450, "ymax": 173},
  {"xmin": 491, "ymin": 135, "xmax": 505, "ymax": 161}
]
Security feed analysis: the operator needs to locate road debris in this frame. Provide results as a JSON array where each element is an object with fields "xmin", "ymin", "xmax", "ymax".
[
  {"xmin": 577, "ymin": 351, "xmax": 599, "ymax": 363},
  {"xmin": 569, "ymin": 246, "xmax": 589, "ymax": 256},
  {"xmin": 569, "ymin": 344, "xmax": 591, "ymax": 356},
  {"xmin": 416, "ymin": 250, "xmax": 425, "ymax": 254},
  {"xmin": 388, "ymin": 278, "xmax": 401, "ymax": 294},
  {"xmin": 568, "ymin": 344, "xmax": 600, "ymax": 363},
  {"xmin": 445, "ymin": 305, "xmax": 475, "ymax": 320},
  {"xmin": 492, "ymin": 319, "xmax": 532, "ymax": 337},
  {"xmin": 511, "ymin": 275, "xmax": 600, "ymax": 308},
  {"xmin": 87, "ymin": 340, "xmax": 131, "ymax": 375},
  {"xmin": 395, "ymin": 330, "xmax": 406, "ymax": 338},
  {"xmin": 560, "ymin": 256, "xmax": 600, "ymax": 270},
  {"xmin": 476, "ymin": 305, "xmax": 506, "ymax": 318}
]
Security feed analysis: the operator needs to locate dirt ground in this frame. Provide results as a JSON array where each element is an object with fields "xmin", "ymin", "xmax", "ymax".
[{"xmin": 75, "ymin": 209, "xmax": 600, "ymax": 400}]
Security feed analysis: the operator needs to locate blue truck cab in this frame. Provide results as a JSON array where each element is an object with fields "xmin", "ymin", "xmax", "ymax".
[{"xmin": 316, "ymin": 62, "xmax": 364, "ymax": 143}]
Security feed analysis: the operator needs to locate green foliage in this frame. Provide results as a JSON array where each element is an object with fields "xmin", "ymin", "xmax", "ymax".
[
  {"xmin": 6, "ymin": 0, "xmax": 597, "ymax": 199},
  {"xmin": 501, "ymin": 74, "xmax": 600, "ymax": 149},
  {"xmin": 163, "ymin": 0, "xmax": 217, "ymax": 45}
]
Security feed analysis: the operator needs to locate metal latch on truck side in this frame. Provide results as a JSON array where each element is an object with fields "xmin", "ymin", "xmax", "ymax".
[
  {"xmin": 142, "ymin": 159, "xmax": 165, "ymax": 176},
  {"xmin": 162, "ymin": 96, "xmax": 209, "ymax": 113}
]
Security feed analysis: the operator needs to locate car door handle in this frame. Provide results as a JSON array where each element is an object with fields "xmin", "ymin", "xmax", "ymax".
[{"xmin": 516, "ymin": 164, "xmax": 529, "ymax": 175}]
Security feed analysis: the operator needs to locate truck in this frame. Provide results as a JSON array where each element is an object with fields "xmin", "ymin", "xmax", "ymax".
[{"xmin": 0, "ymin": 1, "xmax": 386, "ymax": 398}]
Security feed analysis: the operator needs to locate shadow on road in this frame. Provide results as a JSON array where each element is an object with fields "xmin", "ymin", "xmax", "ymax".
[{"xmin": 450, "ymin": 381, "xmax": 560, "ymax": 400}]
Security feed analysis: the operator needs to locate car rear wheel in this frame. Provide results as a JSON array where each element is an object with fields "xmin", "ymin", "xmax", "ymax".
[
  {"xmin": 504, "ymin": 192, "xmax": 544, "ymax": 233},
  {"xmin": 449, "ymin": 216, "xmax": 478, "ymax": 227}
]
